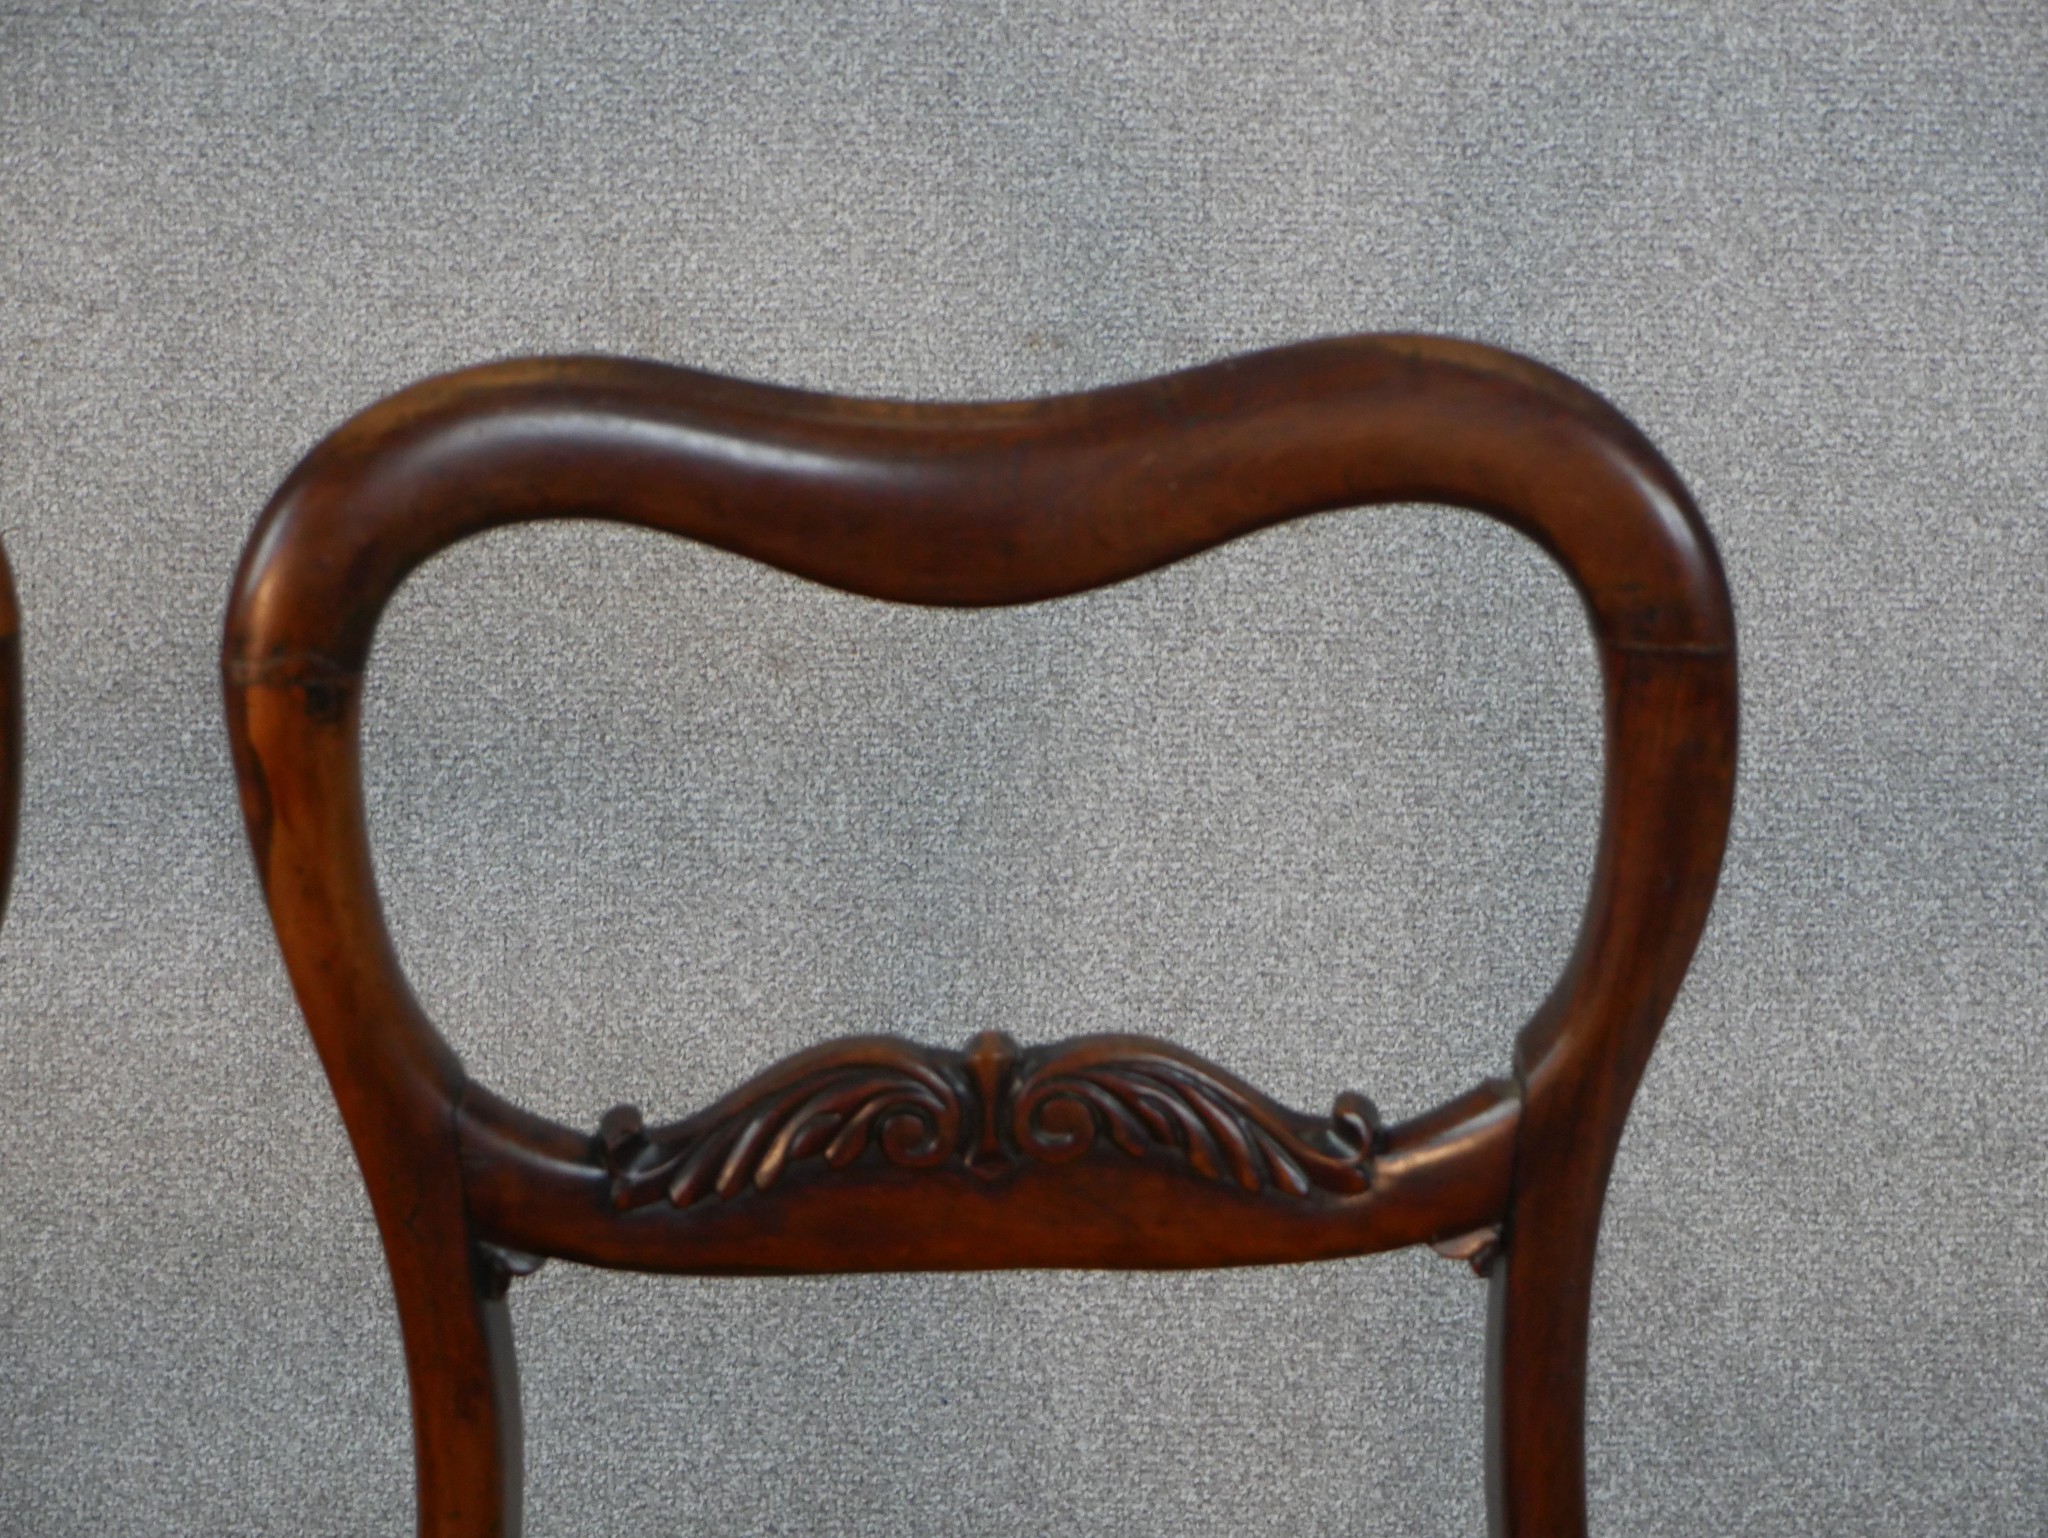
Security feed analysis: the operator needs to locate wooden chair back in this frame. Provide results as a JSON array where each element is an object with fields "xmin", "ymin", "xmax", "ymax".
[{"xmin": 223, "ymin": 336, "xmax": 1737, "ymax": 1537}]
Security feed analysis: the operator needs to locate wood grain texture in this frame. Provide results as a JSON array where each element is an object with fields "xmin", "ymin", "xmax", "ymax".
[{"xmin": 221, "ymin": 334, "xmax": 1738, "ymax": 1538}]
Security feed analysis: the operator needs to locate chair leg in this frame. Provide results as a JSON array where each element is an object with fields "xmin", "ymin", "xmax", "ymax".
[
  {"xmin": 1483, "ymin": 1180, "xmax": 1603, "ymax": 1538},
  {"xmin": 384, "ymin": 1232, "xmax": 526, "ymax": 1538}
]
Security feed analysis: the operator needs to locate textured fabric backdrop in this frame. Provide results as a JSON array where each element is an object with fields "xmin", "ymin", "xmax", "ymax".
[{"xmin": 2, "ymin": 2, "xmax": 2043, "ymax": 1534}]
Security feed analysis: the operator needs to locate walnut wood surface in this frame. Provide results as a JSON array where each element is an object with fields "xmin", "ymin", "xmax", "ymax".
[
  {"xmin": 459, "ymin": 1034, "xmax": 1518, "ymax": 1276},
  {"xmin": 221, "ymin": 335, "xmax": 1738, "ymax": 1538}
]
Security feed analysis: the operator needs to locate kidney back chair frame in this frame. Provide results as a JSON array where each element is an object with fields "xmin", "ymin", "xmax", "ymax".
[{"xmin": 222, "ymin": 336, "xmax": 1737, "ymax": 1538}]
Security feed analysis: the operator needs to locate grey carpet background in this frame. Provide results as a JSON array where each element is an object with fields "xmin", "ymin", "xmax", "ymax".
[{"xmin": 2, "ymin": 1, "xmax": 2043, "ymax": 1533}]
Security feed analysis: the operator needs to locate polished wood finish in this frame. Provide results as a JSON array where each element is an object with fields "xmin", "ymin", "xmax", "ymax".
[
  {"xmin": 222, "ymin": 336, "xmax": 1737, "ymax": 1538},
  {"xmin": 461, "ymin": 1033, "xmax": 1518, "ymax": 1276}
]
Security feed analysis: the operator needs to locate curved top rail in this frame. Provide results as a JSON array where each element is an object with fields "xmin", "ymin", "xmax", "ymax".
[
  {"xmin": 221, "ymin": 334, "xmax": 1736, "ymax": 1227},
  {"xmin": 225, "ymin": 335, "xmax": 1730, "ymax": 678}
]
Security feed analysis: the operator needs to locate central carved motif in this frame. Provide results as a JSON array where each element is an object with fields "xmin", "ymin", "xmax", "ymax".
[{"xmin": 596, "ymin": 1031, "xmax": 1382, "ymax": 1211}]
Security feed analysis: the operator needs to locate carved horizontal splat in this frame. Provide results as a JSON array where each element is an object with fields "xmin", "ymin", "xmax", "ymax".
[
  {"xmin": 457, "ymin": 1065, "xmax": 1517, "ymax": 1276},
  {"xmin": 596, "ymin": 1031, "xmax": 1382, "ymax": 1212}
]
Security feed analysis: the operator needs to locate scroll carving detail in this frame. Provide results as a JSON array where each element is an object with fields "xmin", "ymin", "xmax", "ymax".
[{"xmin": 598, "ymin": 1031, "xmax": 1381, "ymax": 1211}]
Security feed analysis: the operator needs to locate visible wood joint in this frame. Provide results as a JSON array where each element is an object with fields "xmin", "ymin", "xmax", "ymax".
[
  {"xmin": 1431, "ymin": 1224, "xmax": 1502, "ymax": 1278},
  {"xmin": 476, "ymin": 1243, "xmax": 546, "ymax": 1300}
]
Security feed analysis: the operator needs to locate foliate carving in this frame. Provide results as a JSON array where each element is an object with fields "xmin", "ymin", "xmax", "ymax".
[
  {"xmin": 598, "ymin": 1031, "xmax": 1381, "ymax": 1212},
  {"xmin": 1011, "ymin": 1043, "xmax": 1380, "ymax": 1199},
  {"xmin": 598, "ymin": 1039, "xmax": 960, "ymax": 1210}
]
